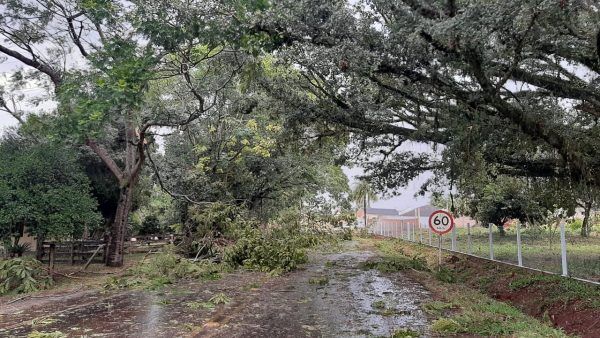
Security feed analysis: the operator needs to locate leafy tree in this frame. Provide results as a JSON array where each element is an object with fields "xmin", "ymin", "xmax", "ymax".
[
  {"xmin": 250, "ymin": 0, "xmax": 600, "ymax": 193},
  {"xmin": 351, "ymin": 180, "xmax": 379, "ymax": 228},
  {"xmin": 145, "ymin": 55, "xmax": 350, "ymax": 253},
  {"xmin": 0, "ymin": 134, "xmax": 101, "ymax": 254},
  {"xmin": 0, "ymin": 0, "xmax": 254, "ymax": 265}
]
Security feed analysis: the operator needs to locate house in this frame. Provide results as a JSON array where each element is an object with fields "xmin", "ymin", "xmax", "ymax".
[
  {"xmin": 399, "ymin": 204, "xmax": 438, "ymax": 228},
  {"xmin": 399, "ymin": 204, "xmax": 477, "ymax": 228},
  {"xmin": 355, "ymin": 208, "xmax": 401, "ymax": 228}
]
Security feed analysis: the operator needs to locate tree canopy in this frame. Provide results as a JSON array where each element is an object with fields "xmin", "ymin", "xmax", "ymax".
[{"xmin": 0, "ymin": 135, "xmax": 101, "ymax": 245}]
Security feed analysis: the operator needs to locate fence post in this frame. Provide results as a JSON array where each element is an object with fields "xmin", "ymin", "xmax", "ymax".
[
  {"xmin": 412, "ymin": 222, "xmax": 416, "ymax": 241},
  {"xmin": 467, "ymin": 223, "xmax": 472, "ymax": 255},
  {"xmin": 560, "ymin": 220, "xmax": 568, "ymax": 276},
  {"xmin": 488, "ymin": 223, "xmax": 494, "ymax": 260},
  {"xmin": 451, "ymin": 225, "xmax": 457, "ymax": 251},
  {"xmin": 516, "ymin": 221, "xmax": 523, "ymax": 267},
  {"xmin": 428, "ymin": 226, "xmax": 432, "ymax": 245},
  {"xmin": 401, "ymin": 221, "xmax": 404, "ymax": 239},
  {"xmin": 48, "ymin": 243, "xmax": 55, "ymax": 274}
]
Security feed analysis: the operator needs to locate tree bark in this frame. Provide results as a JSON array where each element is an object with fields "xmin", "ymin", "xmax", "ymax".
[
  {"xmin": 580, "ymin": 201, "xmax": 592, "ymax": 238},
  {"xmin": 106, "ymin": 185, "xmax": 135, "ymax": 266},
  {"xmin": 363, "ymin": 196, "xmax": 367, "ymax": 229},
  {"xmin": 87, "ymin": 120, "xmax": 146, "ymax": 267}
]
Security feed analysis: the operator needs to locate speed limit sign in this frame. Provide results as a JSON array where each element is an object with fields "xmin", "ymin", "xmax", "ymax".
[{"xmin": 429, "ymin": 210, "xmax": 454, "ymax": 235}]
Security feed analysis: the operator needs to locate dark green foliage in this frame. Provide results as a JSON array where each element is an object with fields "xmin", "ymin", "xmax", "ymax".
[
  {"xmin": 0, "ymin": 257, "xmax": 53, "ymax": 295},
  {"xmin": 4, "ymin": 242, "xmax": 31, "ymax": 257},
  {"xmin": 434, "ymin": 266, "xmax": 457, "ymax": 284},
  {"xmin": 0, "ymin": 138, "xmax": 101, "ymax": 243},
  {"xmin": 224, "ymin": 225, "xmax": 328, "ymax": 273}
]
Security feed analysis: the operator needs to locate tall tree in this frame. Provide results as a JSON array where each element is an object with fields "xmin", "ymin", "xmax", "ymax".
[
  {"xmin": 351, "ymin": 180, "xmax": 378, "ymax": 228},
  {"xmin": 0, "ymin": 0, "xmax": 249, "ymax": 266},
  {"xmin": 251, "ymin": 0, "xmax": 600, "ymax": 192},
  {"xmin": 0, "ymin": 134, "xmax": 101, "ymax": 254}
]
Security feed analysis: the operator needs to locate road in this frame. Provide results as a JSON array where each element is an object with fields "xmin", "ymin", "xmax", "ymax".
[{"xmin": 0, "ymin": 241, "xmax": 431, "ymax": 337}]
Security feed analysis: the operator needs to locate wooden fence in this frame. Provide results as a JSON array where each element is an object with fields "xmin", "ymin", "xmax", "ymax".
[{"xmin": 39, "ymin": 234, "xmax": 180, "ymax": 266}]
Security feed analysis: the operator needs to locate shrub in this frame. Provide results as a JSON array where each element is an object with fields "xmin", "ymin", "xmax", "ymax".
[
  {"xmin": 5, "ymin": 242, "xmax": 31, "ymax": 257},
  {"xmin": 435, "ymin": 266, "xmax": 457, "ymax": 283},
  {"xmin": 0, "ymin": 257, "xmax": 53, "ymax": 295},
  {"xmin": 223, "ymin": 225, "xmax": 327, "ymax": 272},
  {"xmin": 105, "ymin": 248, "xmax": 222, "ymax": 290},
  {"xmin": 567, "ymin": 219, "xmax": 583, "ymax": 231},
  {"xmin": 431, "ymin": 318, "xmax": 462, "ymax": 333}
]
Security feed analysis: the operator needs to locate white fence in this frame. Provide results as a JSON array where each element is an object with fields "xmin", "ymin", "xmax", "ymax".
[{"xmin": 369, "ymin": 219, "xmax": 600, "ymax": 285}]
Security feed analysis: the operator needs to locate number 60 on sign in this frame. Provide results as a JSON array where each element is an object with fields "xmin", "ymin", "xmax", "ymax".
[{"xmin": 428, "ymin": 210, "xmax": 454, "ymax": 235}]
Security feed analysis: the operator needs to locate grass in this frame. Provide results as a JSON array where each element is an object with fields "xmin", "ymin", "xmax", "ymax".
[
  {"xmin": 384, "ymin": 225, "xmax": 600, "ymax": 281},
  {"xmin": 363, "ymin": 237, "xmax": 570, "ymax": 337},
  {"xmin": 448, "ymin": 227, "xmax": 600, "ymax": 281},
  {"xmin": 308, "ymin": 276, "xmax": 329, "ymax": 286},
  {"xmin": 390, "ymin": 328, "xmax": 420, "ymax": 337},
  {"xmin": 508, "ymin": 274, "xmax": 600, "ymax": 308}
]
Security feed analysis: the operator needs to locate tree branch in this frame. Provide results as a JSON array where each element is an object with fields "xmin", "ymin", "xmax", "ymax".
[
  {"xmin": 0, "ymin": 44, "xmax": 62, "ymax": 86},
  {"xmin": 85, "ymin": 139, "xmax": 125, "ymax": 186}
]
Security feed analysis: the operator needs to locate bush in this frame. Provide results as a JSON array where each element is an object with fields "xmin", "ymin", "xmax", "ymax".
[
  {"xmin": 223, "ymin": 225, "xmax": 328, "ymax": 273},
  {"xmin": 567, "ymin": 219, "xmax": 583, "ymax": 231},
  {"xmin": 105, "ymin": 248, "xmax": 222, "ymax": 290},
  {"xmin": 431, "ymin": 318, "xmax": 462, "ymax": 333},
  {"xmin": 5, "ymin": 242, "xmax": 31, "ymax": 258},
  {"xmin": 0, "ymin": 257, "xmax": 53, "ymax": 295}
]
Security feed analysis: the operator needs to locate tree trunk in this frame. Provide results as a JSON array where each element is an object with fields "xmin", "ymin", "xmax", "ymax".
[
  {"xmin": 580, "ymin": 201, "xmax": 593, "ymax": 237},
  {"xmin": 105, "ymin": 185, "xmax": 134, "ymax": 266},
  {"xmin": 35, "ymin": 234, "xmax": 45, "ymax": 260},
  {"xmin": 496, "ymin": 222, "xmax": 506, "ymax": 236},
  {"xmin": 363, "ymin": 196, "xmax": 367, "ymax": 229},
  {"xmin": 86, "ymin": 116, "xmax": 146, "ymax": 267}
]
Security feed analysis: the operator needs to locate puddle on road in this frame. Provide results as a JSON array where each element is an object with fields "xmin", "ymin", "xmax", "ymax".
[
  {"xmin": 310, "ymin": 250, "xmax": 431, "ymax": 337},
  {"xmin": 349, "ymin": 270, "xmax": 429, "ymax": 336}
]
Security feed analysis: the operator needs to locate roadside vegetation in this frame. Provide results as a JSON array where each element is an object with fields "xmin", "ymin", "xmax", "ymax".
[
  {"xmin": 442, "ymin": 226, "xmax": 600, "ymax": 280},
  {"xmin": 364, "ymin": 236, "xmax": 600, "ymax": 337}
]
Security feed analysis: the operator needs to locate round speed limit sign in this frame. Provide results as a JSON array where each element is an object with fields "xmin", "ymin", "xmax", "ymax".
[{"xmin": 429, "ymin": 210, "xmax": 455, "ymax": 235}]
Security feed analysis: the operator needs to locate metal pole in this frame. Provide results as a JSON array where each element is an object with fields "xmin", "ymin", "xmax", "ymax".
[
  {"xmin": 451, "ymin": 224, "xmax": 457, "ymax": 251},
  {"xmin": 516, "ymin": 221, "xmax": 523, "ymax": 267},
  {"xmin": 417, "ymin": 208, "xmax": 422, "ymax": 243},
  {"xmin": 488, "ymin": 223, "xmax": 494, "ymax": 260},
  {"xmin": 438, "ymin": 235, "xmax": 442, "ymax": 269},
  {"xmin": 401, "ymin": 221, "xmax": 404, "ymax": 239},
  {"xmin": 467, "ymin": 223, "xmax": 472, "ymax": 255},
  {"xmin": 428, "ymin": 225, "xmax": 432, "ymax": 245},
  {"xmin": 560, "ymin": 220, "xmax": 568, "ymax": 276}
]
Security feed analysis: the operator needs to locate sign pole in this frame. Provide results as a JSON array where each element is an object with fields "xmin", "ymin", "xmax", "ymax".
[
  {"xmin": 438, "ymin": 235, "xmax": 442, "ymax": 269},
  {"xmin": 429, "ymin": 210, "xmax": 455, "ymax": 271}
]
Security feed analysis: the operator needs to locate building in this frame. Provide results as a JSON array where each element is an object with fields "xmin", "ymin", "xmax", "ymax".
[
  {"xmin": 355, "ymin": 208, "xmax": 401, "ymax": 228},
  {"xmin": 399, "ymin": 204, "xmax": 477, "ymax": 228}
]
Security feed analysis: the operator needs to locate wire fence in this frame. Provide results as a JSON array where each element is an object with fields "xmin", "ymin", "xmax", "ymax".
[{"xmin": 368, "ymin": 219, "xmax": 600, "ymax": 285}]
